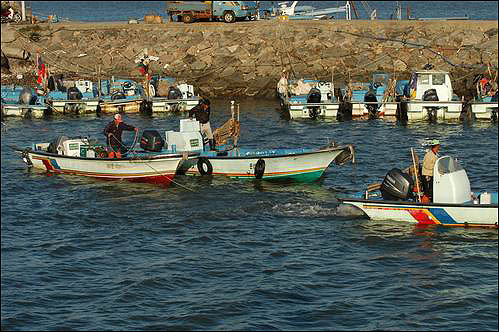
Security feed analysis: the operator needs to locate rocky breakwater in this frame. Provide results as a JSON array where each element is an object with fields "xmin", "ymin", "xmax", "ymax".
[{"xmin": 1, "ymin": 19, "xmax": 498, "ymax": 98}]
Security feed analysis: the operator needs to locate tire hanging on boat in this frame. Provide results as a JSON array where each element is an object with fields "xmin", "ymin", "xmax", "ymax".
[
  {"xmin": 197, "ymin": 157, "xmax": 213, "ymax": 176},
  {"xmin": 254, "ymin": 159, "xmax": 265, "ymax": 179}
]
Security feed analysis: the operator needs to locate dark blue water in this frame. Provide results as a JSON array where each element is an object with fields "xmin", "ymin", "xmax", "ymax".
[
  {"xmin": 1, "ymin": 99, "xmax": 498, "ymax": 331},
  {"xmin": 30, "ymin": 1, "xmax": 498, "ymax": 22}
]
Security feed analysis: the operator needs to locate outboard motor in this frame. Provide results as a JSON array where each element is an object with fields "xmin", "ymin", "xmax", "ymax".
[
  {"xmin": 337, "ymin": 101, "xmax": 352, "ymax": 122},
  {"xmin": 396, "ymin": 95, "xmax": 408, "ymax": 124},
  {"xmin": 423, "ymin": 89, "xmax": 439, "ymax": 102},
  {"xmin": 307, "ymin": 88, "xmax": 321, "ymax": 119},
  {"xmin": 67, "ymin": 87, "xmax": 83, "ymax": 100},
  {"xmin": 364, "ymin": 91, "xmax": 379, "ymax": 119},
  {"xmin": 423, "ymin": 88, "xmax": 439, "ymax": 122},
  {"xmin": 18, "ymin": 87, "xmax": 36, "ymax": 105},
  {"xmin": 380, "ymin": 168, "xmax": 414, "ymax": 201},
  {"xmin": 140, "ymin": 130, "xmax": 165, "ymax": 152},
  {"xmin": 168, "ymin": 86, "xmax": 183, "ymax": 100}
]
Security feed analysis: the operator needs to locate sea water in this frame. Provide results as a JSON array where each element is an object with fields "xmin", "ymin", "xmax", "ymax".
[{"xmin": 1, "ymin": 98, "xmax": 498, "ymax": 330}]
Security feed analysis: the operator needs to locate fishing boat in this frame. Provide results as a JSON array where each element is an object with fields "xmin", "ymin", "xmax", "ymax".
[
  {"xmin": 44, "ymin": 79, "xmax": 100, "ymax": 115},
  {"xmin": 338, "ymin": 149, "xmax": 498, "ymax": 228},
  {"xmin": 148, "ymin": 75, "xmax": 201, "ymax": 113},
  {"xmin": 174, "ymin": 103, "xmax": 356, "ymax": 181},
  {"xmin": 1, "ymin": 85, "xmax": 49, "ymax": 118},
  {"xmin": 98, "ymin": 78, "xmax": 145, "ymax": 114},
  {"xmin": 469, "ymin": 73, "xmax": 498, "ymax": 122},
  {"xmin": 341, "ymin": 72, "xmax": 398, "ymax": 119},
  {"xmin": 396, "ymin": 69, "xmax": 464, "ymax": 122},
  {"xmin": 14, "ymin": 131, "xmax": 199, "ymax": 187},
  {"xmin": 277, "ymin": 75, "xmax": 340, "ymax": 119}
]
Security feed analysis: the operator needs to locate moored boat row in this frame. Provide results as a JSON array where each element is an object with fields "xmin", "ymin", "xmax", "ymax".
[
  {"xmin": 278, "ymin": 68, "xmax": 498, "ymax": 122},
  {"xmin": 1, "ymin": 75, "xmax": 201, "ymax": 118}
]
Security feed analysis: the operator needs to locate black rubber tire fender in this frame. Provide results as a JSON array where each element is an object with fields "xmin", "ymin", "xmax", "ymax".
[
  {"xmin": 197, "ymin": 157, "xmax": 213, "ymax": 176},
  {"xmin": 254, "ymin": 159, "xmax": 265, "ymax": 179}
]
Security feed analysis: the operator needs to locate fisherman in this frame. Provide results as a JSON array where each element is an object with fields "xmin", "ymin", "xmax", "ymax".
[
  {"xmin": 188, "ymin": 98, "xmax": 215, "ymax": 151},
  {"xmin": 421, "ymin": 139, "xmax": 441, "ymax": 202},
  {"xmin": 103, "ymin": 114, "xmax": 138, "ymax": 159}
]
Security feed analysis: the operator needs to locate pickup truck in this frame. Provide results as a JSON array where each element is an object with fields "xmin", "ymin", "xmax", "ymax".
[{"xmin": 166, "ymin": 1, "xmax": 258, "ymax": 23}]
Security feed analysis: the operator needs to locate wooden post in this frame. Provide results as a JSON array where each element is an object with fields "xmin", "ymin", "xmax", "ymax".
[
  {"xmin": 98, "ymin": 65, "xmax": 101, "ymax": 98},
  {"xmin": 411, "ymin": 148, "xmax": 422, "ymax": 202}
]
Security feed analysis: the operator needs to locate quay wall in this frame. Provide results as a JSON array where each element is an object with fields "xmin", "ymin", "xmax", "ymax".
[{"xmin": 1, "ymin": 20, "xmax": 498, "ymax": 98}]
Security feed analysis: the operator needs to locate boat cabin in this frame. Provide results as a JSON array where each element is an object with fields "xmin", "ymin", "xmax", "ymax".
[
  {"xmin": 408, "ymin": 70, "xmax": 457, "ymax": 102},
  {"xmin": 432, "ymin": 156, "xmax": 472, "ymax": 204}
]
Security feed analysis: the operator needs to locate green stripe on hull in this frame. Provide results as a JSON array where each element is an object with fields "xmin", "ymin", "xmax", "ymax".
[{"xmin": 230, "ymin": 169, "xmax": 326, "ymax": 183}]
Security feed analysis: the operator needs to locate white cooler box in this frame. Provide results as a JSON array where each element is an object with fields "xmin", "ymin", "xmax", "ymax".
[
  {"xmin": 180, "ymin": 118, "xmax": 200, "ymax": 132},
  {"xmin": 165, "ymin": 131, "xmax": 203, "ymax": 152}
]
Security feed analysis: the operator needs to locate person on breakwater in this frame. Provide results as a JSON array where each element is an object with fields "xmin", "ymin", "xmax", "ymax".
[
  {"xmin": 189, "ymin": 98, "xmax": 215, "ymax": 151},
  {"xmin": 421, "ymin": 139, "xmax": 441, "ymax": 202},
  {"xmin": 103, "ymin": 114, "xmax": 138, "ymax": 159}
]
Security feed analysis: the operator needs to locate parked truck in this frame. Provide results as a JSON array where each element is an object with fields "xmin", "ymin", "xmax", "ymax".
[{"xmin": 166, "ymin": 1, "xmax": 258, "ymax": 23}]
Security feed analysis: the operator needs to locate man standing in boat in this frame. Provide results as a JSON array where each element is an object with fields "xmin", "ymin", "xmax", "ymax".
[
  {"xmin": 103, "ymin": 114, "xmax": 138, "ymax": 158},
  {"xmin": 189, "ymin": 98, "xmax": 215, "ymax": 151},
  {"xmin": 421, "ymin": 139, "xmax": 441, "ymax": 202}
]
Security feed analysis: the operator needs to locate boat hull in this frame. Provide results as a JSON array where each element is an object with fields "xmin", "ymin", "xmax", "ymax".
[
  {"xmin": 339, "ymin": 198, "xmax": 498, "ymax": 227},
  {"xmin": 287, "ymin": 102, "xmax": 339, "ymax": 119},
  {"xmin": 470, "ymin": 102, "xmax": 498, "ymax": 120},
  {"xmin": 406, "ymin": 101, "xmax": 463, "ymax": 121},
  {"xmin": 49, "ymin": 99, "xmax": 100, "ymax": 115},
  {"xmin": 151, "ymin": 98, "xmax": 200, "ymax": 113},
  {"xmin": 25, "ymin": 150, "xmax": 183, "ymax": 187},
  {"xmin": 1, "ymin": 104, "xmax": 48, "ymax": 118},
  {"xmin": 99, "ymin": 99, "xmax": 143, "ymax": 113},
  {"xmin": 181, "ymin": 146, "xmax": 352, "ymax": 182},
  {"xmin": 350, "ymin": 102, "xmax": 398, "ymax": 118}
]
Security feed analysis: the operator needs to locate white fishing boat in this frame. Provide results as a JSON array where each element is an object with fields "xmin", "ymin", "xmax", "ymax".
[
  {"xmin": 180, "ymin": 143, "xmax": 356, "ymax": 182},
  {"xmin": 469, "ymin": 73, "xmax": 498, "ymax": 121},
  {"xmin": 98, "ymin": 78, "xmax": 145, "ymax": 114},
  {"xmin": 44, "ymin": 80, "xmax": 99, "ymax": 115},
  {"xmin": 1, "ymin": 85, "xmax": 49, "ymax": 118},
  {"xmin": 173, "ymin": 105, "xmax": 356, "ymax": 182},
  {"xmin": 148, "ymin": 76, "xmax": 200, "ymax": 113},
  {"xmin": 398, "ymin": 70, "xmax": 464, "ymax": 122},
  {"xmin": 15, "ymin": 131, "xmax": 199, "ymax": 187},
  {"xmin": 277, "ymin": 76, "xmax": 339, "ymax": 119},
  {"xmin": 339, "ymin": 151, "xmax": 498, "ymax": 228},
  {"xmin": 341, "ymin": 73, "xmax": 398, "ymax": 119}
]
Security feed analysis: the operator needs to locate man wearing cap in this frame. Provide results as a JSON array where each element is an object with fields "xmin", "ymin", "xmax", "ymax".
[
  {"xmin": 103, "ymin": 114, "xmax": 138, "ymax": 158},
  {"xmin": 188, "ymin": 98, "xmax": 215, "ymax": 151},
  {"xmin": 421, "ymin": 139, "xmax": 441, "ymax": 201}
]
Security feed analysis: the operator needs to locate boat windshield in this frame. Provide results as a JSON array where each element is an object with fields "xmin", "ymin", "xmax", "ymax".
[
  {"xmin": 432, "ymin": 73, "xmax": 446, "ymax": 85},
  {"xmin": 437, "ymin": 156, "xmax": 463, "ymax": 175}
]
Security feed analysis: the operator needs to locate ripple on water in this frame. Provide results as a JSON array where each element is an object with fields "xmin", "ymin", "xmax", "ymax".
[{"xmin": 1, "ymin": 99, "xmax": 497, "ymax": 331}]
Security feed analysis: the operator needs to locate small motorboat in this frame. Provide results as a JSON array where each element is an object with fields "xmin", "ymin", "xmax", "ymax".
[
  {"xmin": 173, "ymin": 103, "xmax": 356, "ymax": 182},
  {"xmin": 14, "ymin": 130, "xmax": 200, "ymax": 187},
  {"xmin": 1, "ymin": 85, "xmax": 50, "ymax": 118},
  {"xmin": 396, "ymin": 69, "xmax": 464, "ymax": 122},
  {"xmin": 341, "ymin": 72, "xmax": 398, "ymax": 119},
  {"xmin": 44, "ymin": 79, "xmax": 100, "ymax": 116},
  {"xmin": 147, "ymin": 75, "xmax": 200, "ymax": 113},
  {"xmin": 98, "ymin": 78, "xmax": 146, "ymax": 114},
  {"xmin": 338, "ymin": 150, "xmax": 498, "ymax": 228},
  {"xmin": 469, "ymin": 73, "xmax": 498, "ymax": 122},
  {"xmin": 277, "ymin": 76, "xmax": 340, "ymax": 120}
]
